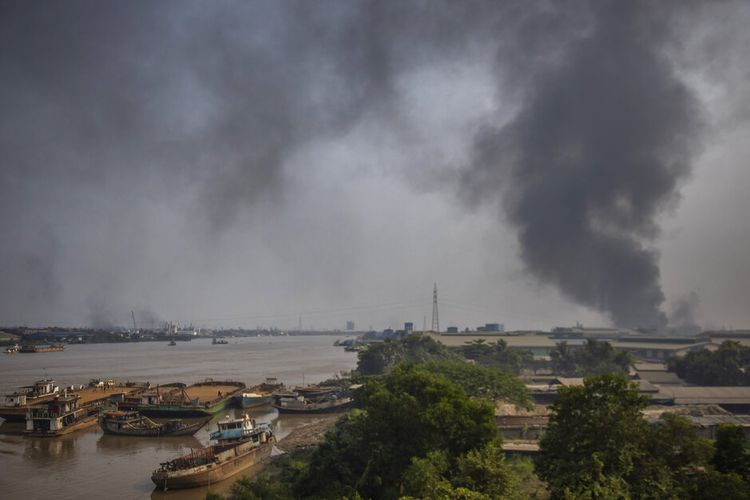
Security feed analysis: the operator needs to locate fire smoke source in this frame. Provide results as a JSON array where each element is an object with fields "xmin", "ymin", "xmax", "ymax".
[{"xmin": 468, "ymin": 2, "xmax": 703, "ymax": 328}]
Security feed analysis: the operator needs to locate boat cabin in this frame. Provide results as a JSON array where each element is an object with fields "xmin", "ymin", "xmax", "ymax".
[
  {"xmin": 24, "ymin": 379, "xmax": 59, "ymax": 399},
  {"xmin": 3, "ymin": 392, "xmax": 27, "ymax": 406},
  {"xmin": 209, "ymin": 414, "xmax": 270, "ymax": 444}
]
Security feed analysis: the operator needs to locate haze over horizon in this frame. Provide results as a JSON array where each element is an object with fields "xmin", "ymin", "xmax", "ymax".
[{"xmin": 2, "ymin": 1, "xmax": 749, "ymax": 332}]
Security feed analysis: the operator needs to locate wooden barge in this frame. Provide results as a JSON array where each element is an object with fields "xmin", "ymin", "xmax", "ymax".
[
  {"xmin": 152, "ymin": 414, "xmax": 274, "ymax": 490},
  {"xmin": 99, "ymin": 411, "xmax": 209, "ymax": 437},
  {"xmin": 19, "ymin": 344, "xmax": 65, "ymax": 353},
  {"xmin": 133, "ymin": 380, "xmax": 245, "ymax": 419},
  {"xmin": 273, "ymin": 395, "xmax": 354, "ymax": 414}
]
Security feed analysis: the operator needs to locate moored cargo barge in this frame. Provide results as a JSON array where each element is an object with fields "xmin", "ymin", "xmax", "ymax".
[
  {"xmin": 137, "ymin": 380, "xmax": 245, "ymax": 419},
  {"xmin": 151, "ymin": 414, "xmax": 274, "ymax": 490}
]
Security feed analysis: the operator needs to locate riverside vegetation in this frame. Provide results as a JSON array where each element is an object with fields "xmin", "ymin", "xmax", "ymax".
[{"xmin": 208, "ymin": 336, "xmax": 750, "ymax": 499}]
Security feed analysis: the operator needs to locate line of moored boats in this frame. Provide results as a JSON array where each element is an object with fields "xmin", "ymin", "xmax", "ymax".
[{"xmin": 0, "ymin": 376, "xmax": 356, "ymax": 489}]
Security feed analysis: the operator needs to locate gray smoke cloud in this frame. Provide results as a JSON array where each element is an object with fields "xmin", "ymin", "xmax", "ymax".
[
  {"xmin": 464, "ymin": 1, "xmax": 703, "ymax": 328},
  {"xmin": 0, "ymin": 1, "xmax": 746, "ymax": 329}
]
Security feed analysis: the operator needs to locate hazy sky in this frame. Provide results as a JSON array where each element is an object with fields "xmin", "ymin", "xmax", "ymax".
[{"xmin": 1, "ymin": 1, "xmax": 748, "ymax": 332}]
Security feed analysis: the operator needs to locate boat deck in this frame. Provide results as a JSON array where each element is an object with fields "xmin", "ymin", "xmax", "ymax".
[
  {"xmin": 74, "ymin": 386, "xmax": 142, "ymax": 406},
  {"xmin": 184, "ymin": 384, "xmax": 242, "ymax": 403}
]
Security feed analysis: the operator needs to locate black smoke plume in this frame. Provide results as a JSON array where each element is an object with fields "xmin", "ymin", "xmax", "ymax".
[{"xmin": 466, "ymin": 2, "xmax": 703, "ymax": 328}]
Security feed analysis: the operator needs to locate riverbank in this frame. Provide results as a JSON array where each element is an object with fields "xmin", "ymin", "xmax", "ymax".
[{"xmin": 275, "ymin": 414, "xmax": 341, "ymax": 451}]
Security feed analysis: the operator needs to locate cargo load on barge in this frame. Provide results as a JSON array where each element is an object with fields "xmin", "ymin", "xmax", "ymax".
[
  {"xmin": 19, "ymin": 344, "xmax": 64, "ymax": 353},
  {"xmin": 151, "ymin": 414, "xmax": 274, "ymax": 490},
  {"xmin": 134, "ymin": 380, "xmax": 245, "ymax": 418}
]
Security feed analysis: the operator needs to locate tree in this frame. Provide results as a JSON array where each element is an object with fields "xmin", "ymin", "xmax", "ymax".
[
  {"xmin": 457, "ymin": 339, "xmax": 534, "ymax": 374},
  {"xmin": 296, "ymin": 363, "xmax": 500, "ymax": 499},
  {"xmin": 421, "ymin": 360, "xmax": 530, "ymax": 407},
  {"xmin": 357, "ymin": 335, "xmax": 460, "ymax": 375},
  {"xmin": 536, "ymin": 374, "xmax": 649, "ymax": 498},
  {"xmin": 668, "ymin": 341, "xmax": 750, "ymax": 386},
  {"xmin": 536, "ymin": 374, "xmax": 739, "ymax": 500},
  {"xmin": 550, "ymin": 339, "xmax": 633, "ymax": 376},
  {"xmin": 713, "ymin": 424, "xmax": 750, "ymax": 483}
]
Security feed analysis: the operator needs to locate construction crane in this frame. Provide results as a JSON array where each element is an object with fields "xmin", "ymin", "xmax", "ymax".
[{"xmin": 131, "ymin": 310, "xmax": 138, "ymax": 333}]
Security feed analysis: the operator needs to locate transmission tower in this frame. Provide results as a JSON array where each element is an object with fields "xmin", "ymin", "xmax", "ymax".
[{"xmin": 431, "ymin": 283, "xmax": 439, "ymax": 333}]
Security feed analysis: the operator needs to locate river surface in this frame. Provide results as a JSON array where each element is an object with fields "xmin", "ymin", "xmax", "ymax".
[{"xmin": 0, "ymin": 336, "xmax": 358, "ymax": 500}]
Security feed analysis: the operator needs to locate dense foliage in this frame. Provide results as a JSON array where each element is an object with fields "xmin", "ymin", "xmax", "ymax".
[
  {"xmin": 223, "ymin": 363, "xmax": 523, "ymax": 499},
  {"xmin": 357, "ymin": 335, "xmax": 461, "ymax": 375},
  {"xmin": 668, "ymin": 341, "xmax": 750, "ymax": 385},
  {"xmin": 549, "ymin": 339, "xmax": 633, "ymax": 376},
  {"xmin": 456, "ymin": 339, "xmax": 534, "ymax": 374},
  {"xmin": 421, "ymin": 360, "xmax": 530, "ymax": 407},
  {"xmin": 537, "ymin": 373, "xmax": 750, "ymax": 499},
  {"xmin": 298, "ymin": 363, "xmax": 500, "ymax": 498}
]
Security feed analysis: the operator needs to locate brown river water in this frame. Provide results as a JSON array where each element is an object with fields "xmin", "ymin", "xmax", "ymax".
[{"xmin": 0, "ymin": 336, "xmax": 358, "ymax": 500}]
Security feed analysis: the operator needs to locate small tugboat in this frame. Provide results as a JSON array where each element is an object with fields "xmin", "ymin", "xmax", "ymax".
[
  {"xmin": 25, "ymin": 393, "xmax": 98, "ymax": 437},
  {"xmin": 168, "ymin": 340, "xmax": 177, "ymax": 346},
  {"xmin": 99, "ymin": 411, "xmax": 210, "ymax": 436},
  {"xmin": 151, "ymin": 414, "xmax": 274, "ymax": 490}
]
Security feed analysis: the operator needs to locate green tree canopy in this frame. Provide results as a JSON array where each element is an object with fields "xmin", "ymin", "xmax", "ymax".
[
  {"xmin": 536, "ymin": 374, "xmax": 648, "ymax": 498},
  {"xmin": 296, "ymin": 363, "xmax": 500, "ymax": 499},
  {"xmin": 668, "ymin": 341, "xmax": 750, "ymax": 386},
  {"xmin": 456, "ymin": 339, "xmax": 534, "ymax": 375},
  {"xmin": 550, "ymin": 339, "xmax": 633, "ymax": 376},
  {"xmin": 421, "ymin": 360, "xmax": 530, "ymax": 407},
  {"xmin": 357, "ymin": 335, "xmax": 461, "ymax": 375},
  {"xmin": 536, "ymin": 373, "xmax": 748, "ymax": 499}
]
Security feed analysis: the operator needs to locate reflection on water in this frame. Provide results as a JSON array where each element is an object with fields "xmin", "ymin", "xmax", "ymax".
[
  {"xmin": 97, "ymin": 434, "xmax": 203, "ymax": 453},
  {"xmin": 0, "ymin": 336, "xmax": 357, "ymax": 500},
  {"xmin": 24, "ymin": 433, "xmax": 79, "ymax": 462}
]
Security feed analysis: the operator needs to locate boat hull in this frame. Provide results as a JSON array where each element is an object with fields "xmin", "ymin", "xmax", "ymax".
[
  {"xmin": 273, "ymin": 399, "xmax": 354, "ymax": 414},
  {"xmin": 24, "ymin": 414, "xmax": 99, "ymax": 437},
  {"xmin": 238, "ymin": 395, "xmax": 273, "ymax": 409},
  {"xmin": 151, "ymin": 439, "xmax": 274, "ymax": 490},
  {"xmin": 138, "ymin": 397, "xmax": 233, "ymax": 418},
  {"xmin": 0, "ymin": 407, "xmax": 28, "ymax": 422},
  {"xmin": 99, "ymin": 416, "xmax": 209, "ymax": 437},
  {"xmin": 138, "ymin": 381, "xmax": 244, "ymax": 418}
]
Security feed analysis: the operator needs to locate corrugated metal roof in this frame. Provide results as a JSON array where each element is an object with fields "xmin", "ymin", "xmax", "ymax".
[{"xmin": 654, "ymin": 386, "xmax": 750, "ymax": 404}]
